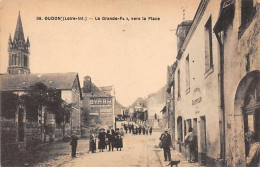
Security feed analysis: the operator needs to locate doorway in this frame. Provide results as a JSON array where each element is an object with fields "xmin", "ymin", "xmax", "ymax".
[
  {"xmin": 193, "ymin": 118, "xmax": 198, "ymax": 162},
  {"xmin": 242, "ymin": 76, "xmax": 260, "ymax": 156},
  {"xmin": 255, "ymin": 109, "xmax": 260, "ymax": 141},
  {"xmin": 200, "ymin": 116, "xmax": 207, "ymax": 165},
  {"xmin": 177, "ymin": 116, "xmax": 183, "ymax": 152}
]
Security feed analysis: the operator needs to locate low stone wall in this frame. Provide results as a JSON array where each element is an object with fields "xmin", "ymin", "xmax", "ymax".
[
  {"xmin": 1, "ymin": 121, "xmax": 17, "ymax": 144},
  {"xmin": 1, "ymin": 121, "xmax": 18, "ymax": 165},
  {"xmin": 24, "ymin": 121, "xmax": 42, "ymax": 147}
]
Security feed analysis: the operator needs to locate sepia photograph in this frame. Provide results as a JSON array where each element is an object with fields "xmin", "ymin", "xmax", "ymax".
[{"xmin": 0, "ymin": 0, "xmax": 259, "ymax": 167}]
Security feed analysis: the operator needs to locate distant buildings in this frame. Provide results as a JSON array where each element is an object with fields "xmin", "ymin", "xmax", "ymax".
[
  {"xmin": 128, "ymin": 97, "xmax": 148, "ymax": 124},
  {"xmin": 146, "ymin": 85, "xmax": 167, "ymax": 127},
  {"xmin": 165, "ymin": 0, "xmax": 260, "ymax": 167}
]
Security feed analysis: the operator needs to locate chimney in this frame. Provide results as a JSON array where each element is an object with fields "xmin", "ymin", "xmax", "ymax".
[
  {"xmin": 83, "ymin": 76, "xmax": 92, "ymax": 93},
  {"xmin": 176, "ymin": 20, "xmax": 193, "ymax": 52}
]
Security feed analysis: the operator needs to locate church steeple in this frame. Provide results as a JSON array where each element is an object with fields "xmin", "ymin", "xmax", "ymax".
[
  {"xmin": 7, "ymin": 11, "xmax": 30, "ymax": 75},
  {"xmin": 14, "ymin": 11, "xmax": 25, "ymax": 41}
]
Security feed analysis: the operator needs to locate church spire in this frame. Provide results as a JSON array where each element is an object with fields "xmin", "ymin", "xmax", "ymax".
[
  {"xmin": 14, "ymin": 11, "xmax": 25, "ymax": 41},
  {"xmin": 7, "ymin": 11, "xmax": 30, "ymax": 75}
]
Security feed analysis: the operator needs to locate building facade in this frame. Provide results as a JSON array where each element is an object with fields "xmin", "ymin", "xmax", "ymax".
[
  {"xmin": 169, "ymin": 0, "xmax": 259, "ymax": 167},
  {"xmin": 214, "ymin": 0, "xmax": 260, "ymax": 166},
  {"xmin": 81, "ymin": 76, "xmax": 116, "ymax": 137}
]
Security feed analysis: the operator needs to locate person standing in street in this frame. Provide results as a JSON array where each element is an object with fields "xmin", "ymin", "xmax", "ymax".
[
  {"xmin": 142, "ymin": 126, "xmax": 146, "ymax": 135},
  {"xmin": 89, "ymin": 130, "xmax": 96, "ymax": 153},
  {"xmin": 111, "ymin": 129, "xmax": 115, "ymax": 151},
  {"xmin": 106, "ymin": 130, "xmax": 112, "ymax": 151},
  {"xmin": 119, "ymin": 128, "xmax": 124, "ymax": 151},
  {"xmin": 159, "ymin": 129, "xmax": 172, "ymax": 161},
  {"xmin": 114, "ymin": 128, "xmax": 121, "ymax": 151},
  {"xmin": 149, "ymin": 126, "xmax": 153, "ymax": 135},
  {"xmin": 129, "ymin": 123, "xmax": 132, "ymax": 133},
  {"xmin": 98, "ymin": 128, "xmax": 106, "ymax": 152},
  {"xmin": 70, "ymin": 131, "xmax": 78, "ymax": 158},
  {"xmin": 139, "ymin": 126, "xmax": 142, "ymax": 135},
  {"xmin": 246, "ymin": 131, "xmax": 260, "ymax": 167},
  {"xmin": 184, "ymin": 127, "xmax": 196, "ymax": 163}
]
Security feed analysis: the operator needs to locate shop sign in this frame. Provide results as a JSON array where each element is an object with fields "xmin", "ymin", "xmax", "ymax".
[
  {"xmin": 90, "ymin": 97, "xmax": 112, "ymax": 105},
  {"xmin": 192, "ymin": 88, "xmax": 202, "ymax": 114}
]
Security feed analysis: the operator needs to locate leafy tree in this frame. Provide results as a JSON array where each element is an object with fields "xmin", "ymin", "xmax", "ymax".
[
  {"xmin": 55, "ymin": 102, "xmax": 72, "ymax": 137},
  {"xmin": 20, "ymin": 82, "xmax": 73, "ymax": 140},
  {"xmin": 20, "ymin": 94, "xmax": 38, "ymax": 121},
  {"xmin": 1, "ymin": 91, "xmax": 19, "ymax": 119},
  {"xmin": 55, "ymin": 102, "xmax": 72, "ymax": 125},
  {"xmin": 19, "ymin": 82, "xmax": 49, "ymax": 121}
]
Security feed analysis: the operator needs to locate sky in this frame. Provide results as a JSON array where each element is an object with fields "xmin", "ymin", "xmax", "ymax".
[{"xmin": 0, "ymin": 0, "xmax": 201, "ymax": 107}]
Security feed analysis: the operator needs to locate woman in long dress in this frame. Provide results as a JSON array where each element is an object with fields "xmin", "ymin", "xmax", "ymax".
[
  {"xmin": 111, "ymin": 129, "xmax": 115, "ymax": 151},
  {"xmin": 89, "ymin": 130, "xmax": 96, "ymax": 153},
  {"xmin": 119, "ymin": 128, "xmax": 124, "ymax": 150},
  {"xmin": 98, "ymin": 128, "xmax": 106, "ymax": 152},
  {"xmin": 114, "ymin": 128, "xmax": 121, "ymax": 151}
]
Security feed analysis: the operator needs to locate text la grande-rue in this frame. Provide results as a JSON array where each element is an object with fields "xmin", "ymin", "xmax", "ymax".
[{"xmin": 94, "ymin": 17, "xmax": 160, "ymax": 21}]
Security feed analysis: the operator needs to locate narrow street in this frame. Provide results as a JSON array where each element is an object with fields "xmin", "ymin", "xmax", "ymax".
[{"xmin": 58, "ymin": 132, "xmax": 200, "ymax": 167}]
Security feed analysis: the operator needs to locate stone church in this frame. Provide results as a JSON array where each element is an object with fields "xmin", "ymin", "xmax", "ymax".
[{"xmin": 0, "ymin": 12, "xmax": 82, "ymax": 164}]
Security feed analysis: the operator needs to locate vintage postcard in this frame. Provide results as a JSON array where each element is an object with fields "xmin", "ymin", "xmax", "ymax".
[{"xmin": 0, "ymin": 0, "xmax": 259, "ymax": 167}]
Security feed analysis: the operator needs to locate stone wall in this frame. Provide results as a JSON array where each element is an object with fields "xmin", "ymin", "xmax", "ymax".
[
  {"xmin": 24, "ymin": 121, "xmax": 42, "ymax": 147},
  {"xmin": 173, "ymin": 0, "xmax": 222, "ymax": 166},
  {"xmin": 224, "ymin": 4, "xmax": 260, "ymax": 166},
  {"xmin": 1, "ymin": 121, "xmax": 18, "ymax": 165}
]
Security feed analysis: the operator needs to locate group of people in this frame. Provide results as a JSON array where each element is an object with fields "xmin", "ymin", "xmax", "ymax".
[
  {"xmin": 159, "ymin": 127, "xmax": 197, "ymax": 162},
  {"xmin": 89, "ymin": 128, "xmax": 124, "ymax": 153},
  {"xmin": 123, "ymin": 123, "xmax": 153, "ymax": 136},
  {"xmin": 160, "ymin": 128, "xmax": 260, "ymax": 167}
]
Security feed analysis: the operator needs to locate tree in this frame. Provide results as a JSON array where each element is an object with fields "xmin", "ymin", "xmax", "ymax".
[
  {"xmin": 20, "ymin": 82, "xmax": 48, "ymax": 122},
  {"xmin": 20, "ymin": 82, "xmax": 71, "ymax": 141},
  {"xmin": 1, "ymin": 91, "xmax": 19, "ymax": 119},
  {"xmin": 55, "ymin": 102, "xmax": 72, "ymax": 137}
]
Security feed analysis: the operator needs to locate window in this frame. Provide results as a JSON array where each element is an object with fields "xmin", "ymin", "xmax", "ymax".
[
  {"xmin": 241, "ymin": 0, "xmax": 254, "ymax": 26},
  {"xmin": 239, "ymin": 0, "xmax": 256, "ymax": 38},
  {"xmin": 204, "ymin": 16, "xmax": 213, "ymax": 73},
  {"xmin": 185, "ymin": 55, "xmax": 190, "ymax": 91},
  {"xmin": 18, "ymin": 56, "xmax": 21, "ymax": 66},
  {"xmin": 12, "ymin": 54, "xmax": 15, "ymax": 65},
  {"xmin": 24, "ymin": 55, "xmax": 28, "ymax": 67},
  {"xmin": 177, "ymin": 69, "xmax": 181, "ymax": 98},
  {"xmin": 12, "ymin": 54, "xmax": 18, "ymax": 66}
]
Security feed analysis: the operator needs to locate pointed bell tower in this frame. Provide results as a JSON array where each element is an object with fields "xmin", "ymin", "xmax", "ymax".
[{"xmin": 8, "ymin": 11, "xmax": 30, "ymax": 74}]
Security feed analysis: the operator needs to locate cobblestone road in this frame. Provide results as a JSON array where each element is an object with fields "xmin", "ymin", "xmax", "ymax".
[{"xmin": 57, "ymin": 132, "xmax": 201, "ymax": 167}]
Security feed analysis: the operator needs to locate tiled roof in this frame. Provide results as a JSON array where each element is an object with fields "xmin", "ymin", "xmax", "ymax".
[
  {"xmin": 91, "ymin": 83, "xmax": 111, "ymax": 97},
  {"xmin": 0, "ymin": 72, "xmax": 79, "ymax": 91},
  {"xmin": 99, "ymin": 86, "xmax": 113, "ymax": 91}
]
